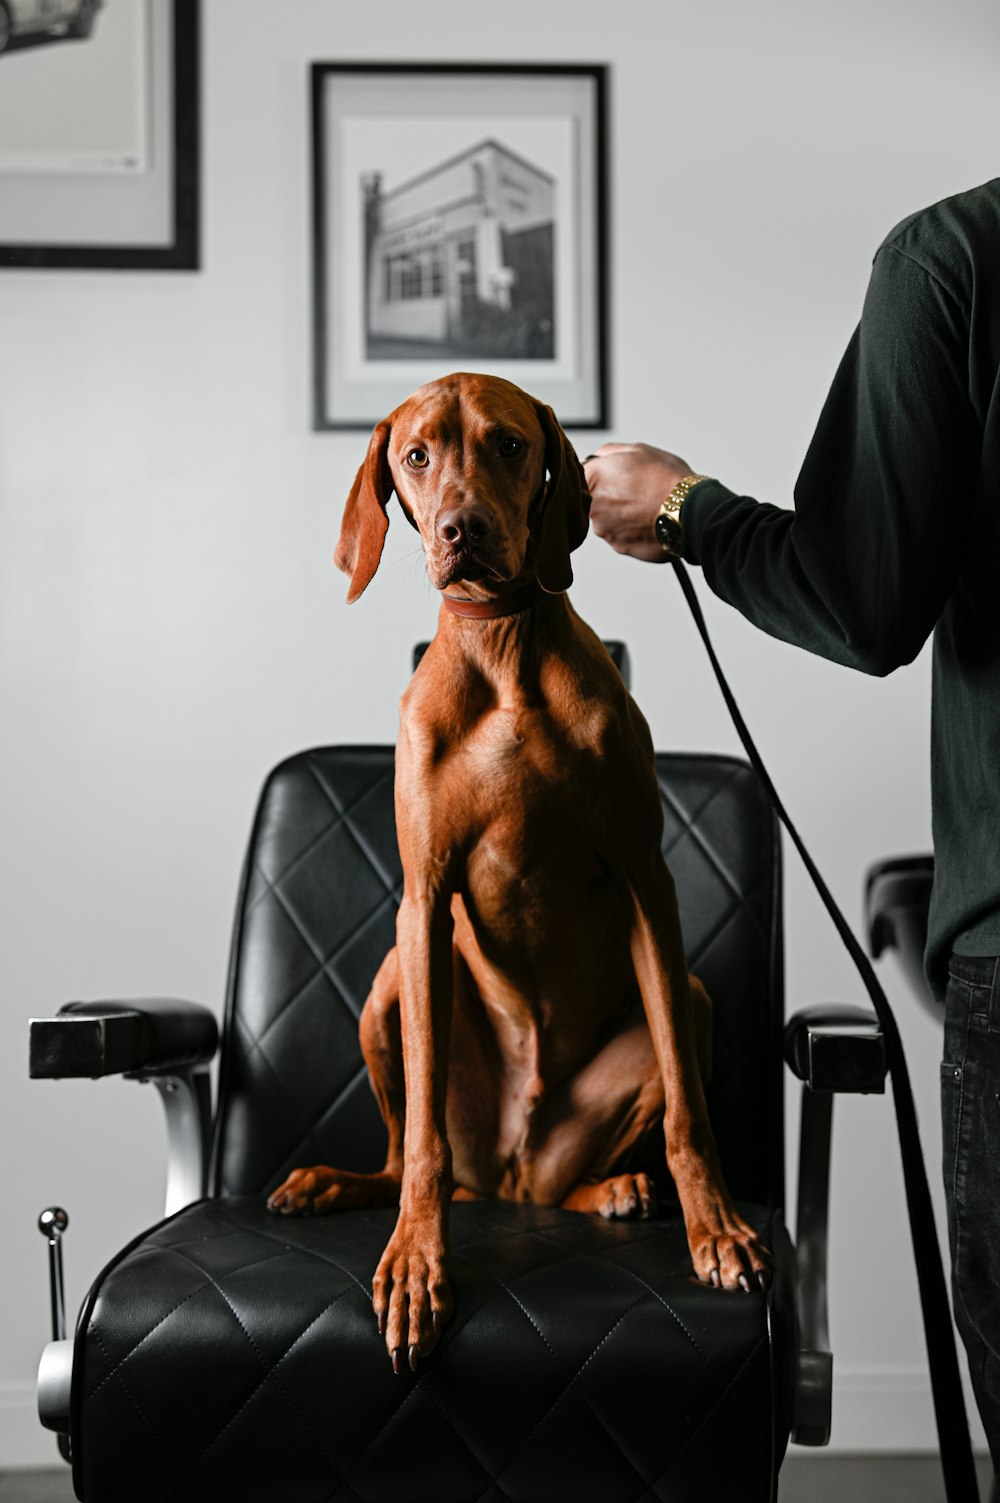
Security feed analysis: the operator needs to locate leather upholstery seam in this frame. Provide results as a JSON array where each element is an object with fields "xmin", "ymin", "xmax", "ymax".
[
  {"xmin": 163, "ymin": 1244, "xmax": 350, "ymax": 1478},
  {"xmin": 417, "ymin": 1385, "xmax": 517, "ymax": 1503},
  {"xmin": 81, "ymin": 1245, "xmax": 291, "ymax": 1408},
  {"xmin": 87, "ymin": 1326, "xmax": 217, "ymax": 1503},
  {"xmin": 220, "ymin": 1216, "xmax": 378, "ymax": 1301},
  {"xmin": 245, "ymin": 814, "xmax": 342, "ymax": 917},
  {"xmin": 653, "ymin": 1330, "xmax": 768, "ymax": 1485},
  {"xmin": 342, "ymin": 1371, "xmax": 514, "ymax": 1503},
  {"xmin": 656, "ymin": 770, "xmax": 771, "ymax": 967},
  {"xmin": 83, "ymin": 1281, "xmax": 214, "ymax": 1410},
  {"xmin": 515, "ymin": 1227, "xmax": 707, "ymax": 1358},
  {"xmin": 248, "ymin": 885, "xmax": 394, "ymax": 1053},
  {"xmin": 231, "ymin": 1021, "xmax": 370, "ymax": 1195},
  {"xmin": 481, "ymin": 1276, "xmax": 654, "ymax": 1496},
  {"xmin": 305, "ymin": 756, "xmax": 402, "ymax": 896},
  {"xmin": 238, "ymin": 758, "xmax": 402, "ymax": 1065},
  {"xmin": 683, "ymin": 875, "xmax": 769, "ymax": 979},
  {"xmin": 317, "ymin": 1478, "xmax": 366, "ymax": 1503},
  {"xmin": 336, "ymin": 1354, "xmax": 427, "ymax": 1482},
  {"xmin": 658, "ymin": 760, "xmax": 742, "ymax": 830},
  {"xmin": 220, "ymin": 1011, "xmax": 322, "ymax": 1190},
  {"xmin": 255, "ymin": 879, "xmax": 373, "ymax": 1039},
  {"xmin": 246, "ymin": 758, "xmax": 395, "ymax": 912},
  {"xmin": 658, "ymin": 766, "xmax": 755, "ymax": 905},
  {"xmin": 263, "ymin": 1059, "xmax": 371, "ymax": 1186}
]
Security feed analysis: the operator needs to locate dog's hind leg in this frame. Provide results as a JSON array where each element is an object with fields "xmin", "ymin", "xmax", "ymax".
[
  {"xmin": 266, "ymin": 948, "xmax": 405, "ymax": 1215},
  {"xmin": 524, "ymin": 978, "xmax": 714, "ymax": 1221}
]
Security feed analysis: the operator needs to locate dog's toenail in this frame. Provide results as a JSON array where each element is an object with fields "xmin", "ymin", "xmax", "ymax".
[
  {"xmin": 408, "ymin": 1344, "xmax": 419, "ymax": 1371},
  {"xmin": 391, "ymin": 1348, "xmax": 402, "ymax": 1375}
]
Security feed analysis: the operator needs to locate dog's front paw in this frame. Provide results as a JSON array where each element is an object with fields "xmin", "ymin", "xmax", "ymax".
[
  {"xmin": 372, "ymin": 1215, "xmax": 453, "ymax": 1372},
  {"xmin": 688, "ymin": 1209, "xmax": 772, "ymax": 1292},
  {"xmin": 671, "ymin": 1142, "xmax": 773, "ymax": 1291}
]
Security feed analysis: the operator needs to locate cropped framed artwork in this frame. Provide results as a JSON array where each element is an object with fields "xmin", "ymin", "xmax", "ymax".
[
  {"xmin": 312, "ymin": 62, "xmax": 608, "ymax": 429},
  {"xmin": 0, "ymin": 0, "xmax": 199, "ymax": 271}
]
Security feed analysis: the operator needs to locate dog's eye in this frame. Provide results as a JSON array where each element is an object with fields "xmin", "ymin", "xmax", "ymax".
[
  {"xmin": 499, "ymin": 437, "xmax": 521, "ymax": 457},
  {"xmin": 407, "ymin": 448, "xmax": 430, "ymax": 469}
]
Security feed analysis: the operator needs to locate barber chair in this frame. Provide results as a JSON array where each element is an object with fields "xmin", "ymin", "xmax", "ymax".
[{"xmin": 30, "ymin": 643, "xmax": 888, "ymax": 1503}]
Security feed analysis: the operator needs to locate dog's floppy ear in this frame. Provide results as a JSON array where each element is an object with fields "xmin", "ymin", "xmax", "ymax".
[
  {"xmin": 334, "ymin": 419, "xmax": 393, "ymax": 603},
  {"xmin": 531, "ymin": 402, "xmax": 591, "ymax": 594}
]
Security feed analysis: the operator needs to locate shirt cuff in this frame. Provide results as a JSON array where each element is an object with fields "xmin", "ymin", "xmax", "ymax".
[{"xmin": 680, "ymin": 478, "xmax": 740, "ymax": 564}]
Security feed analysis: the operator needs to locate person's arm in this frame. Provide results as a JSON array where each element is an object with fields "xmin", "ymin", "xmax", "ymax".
[{"xmin": 586, "ymin": 245, "xmax": 979, "ymax": 676}]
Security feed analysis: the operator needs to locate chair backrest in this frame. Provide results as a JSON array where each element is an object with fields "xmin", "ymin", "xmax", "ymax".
[{"xmin": 211, "ymin": 747, "xmax": 784, "ymax": 1208}]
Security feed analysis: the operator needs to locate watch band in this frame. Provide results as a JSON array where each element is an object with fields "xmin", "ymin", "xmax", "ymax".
[{"xmin": 655, "ymin": 474, "xmax": 709, "ymax": 556}]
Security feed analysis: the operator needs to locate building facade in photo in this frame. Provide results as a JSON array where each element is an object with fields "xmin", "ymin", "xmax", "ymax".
[{"xmin": 364, "ymin": 139, "xmax": 555, "ymax": 358}]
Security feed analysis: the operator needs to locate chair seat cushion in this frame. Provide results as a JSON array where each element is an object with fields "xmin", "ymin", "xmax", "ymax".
[{"xmin": 72, "ymin": 1196, "xmax": 795, "ymax": 1503}]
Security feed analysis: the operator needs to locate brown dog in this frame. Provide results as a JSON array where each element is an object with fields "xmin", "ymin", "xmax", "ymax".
[{"xmin": 267, "ymin": 373, "xmax": 770, "ymax": 1371}]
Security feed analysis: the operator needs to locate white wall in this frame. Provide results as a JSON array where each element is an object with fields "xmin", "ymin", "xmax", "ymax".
[{"xmin": 2, "ymin": 0, "xmax": 997, "ymax": 1468}]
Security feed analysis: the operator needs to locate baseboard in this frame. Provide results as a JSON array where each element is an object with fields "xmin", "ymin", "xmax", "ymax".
[{"xmin": 1, "ymin": 1372, "xmax": 991, "ymax": 1469}]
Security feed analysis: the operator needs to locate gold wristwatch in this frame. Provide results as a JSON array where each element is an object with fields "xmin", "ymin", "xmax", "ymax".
[{"xmin": 655, "ymin": 474, "xmax": 709, "ymax": 557}]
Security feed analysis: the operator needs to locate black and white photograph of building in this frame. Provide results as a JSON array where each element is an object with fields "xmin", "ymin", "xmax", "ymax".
[
  {"xmin": 363, "ymin": 138, "xmax": 556, "ymax": 361},
  {"xmin": 313, "ymin": 65, "xmax": 607, "ymax": 429}
]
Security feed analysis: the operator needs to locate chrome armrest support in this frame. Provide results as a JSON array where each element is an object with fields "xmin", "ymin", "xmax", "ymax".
[{"xmin": 135, "ymin": 1064, "xmax": 213, "ymax": 1216}]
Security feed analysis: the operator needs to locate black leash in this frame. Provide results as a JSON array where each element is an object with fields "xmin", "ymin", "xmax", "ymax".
[{"xmin": 671, "ymin": 559, "xmax": 979, "ymax": 1503}]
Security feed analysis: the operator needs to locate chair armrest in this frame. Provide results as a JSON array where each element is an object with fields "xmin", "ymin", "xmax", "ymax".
[
  {"xmin": 29, "ymin": 998, "xmax": 218, "ymax": 1080},
  {"xmin": 784, "ymin": 1005, "xmax": 886, "ymax": 1446},
  {"xmin": 784, "ymin": 1004, "xmax": 886, "ymax": 1095},
  {"xmin": 29, "ymin": 999, "xmax": 218, "ymax": 1217},
  {"xmin": 865, "ymin": 855, "xmax": 936, "ymax": 1016}
]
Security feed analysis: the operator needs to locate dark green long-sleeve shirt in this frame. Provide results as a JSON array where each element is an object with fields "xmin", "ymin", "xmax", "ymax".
[{"xmin": 681, "ymin": 178, "xmax": 1000, "ymax": 997}]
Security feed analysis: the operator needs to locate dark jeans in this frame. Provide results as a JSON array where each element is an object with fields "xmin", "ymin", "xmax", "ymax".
[{"xmin": 943, "ymin": 953, "xmax": 1000, "ymax": 1476}]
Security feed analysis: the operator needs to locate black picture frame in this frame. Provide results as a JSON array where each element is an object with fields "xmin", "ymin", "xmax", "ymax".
[
  {"xmin": 312, "ymin": 62, "xmax": 608, "ymax": 431},
  {"xmin": 0, "ymin": 0, "xmax": 199, "ymax": 271}
]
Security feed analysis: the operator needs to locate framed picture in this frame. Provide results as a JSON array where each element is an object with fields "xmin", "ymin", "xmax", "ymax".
[
  {"xmin": 312, "ymin": 63, "xmax": 608, "ymax": 430},
  {"xmin": 0, "ymin": 0, "xmax": 199, "ymax": 271}
]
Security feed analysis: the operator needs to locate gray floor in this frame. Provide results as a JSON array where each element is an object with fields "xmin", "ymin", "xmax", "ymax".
[
  {"xmin": 1, "ymin": 1457, "xmax": 994, "ymax": 1502},
  {"xmin": 780, "ymin": 1454, "xmax": 995, "ymax": 1500}
]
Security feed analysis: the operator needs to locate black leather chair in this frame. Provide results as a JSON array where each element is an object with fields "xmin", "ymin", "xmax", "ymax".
[{"xmin": 30, "ymin": 644, "xmax": 887, "ymax": 1503}]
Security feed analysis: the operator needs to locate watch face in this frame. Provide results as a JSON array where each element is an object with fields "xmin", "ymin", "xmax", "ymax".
[{"xmin": 655, "ymin": 514, "xmax": 681, "ymax": 551}]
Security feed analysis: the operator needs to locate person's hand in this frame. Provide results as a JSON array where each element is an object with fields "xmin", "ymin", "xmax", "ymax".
[{"xmin": 584, "ymin": 442, "xmax": 695, "ymax": 562}]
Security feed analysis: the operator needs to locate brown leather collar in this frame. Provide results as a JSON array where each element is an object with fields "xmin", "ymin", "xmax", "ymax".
[{"xmin": 442, "ymin": 581, "xmax": 544, "ymax": 620}]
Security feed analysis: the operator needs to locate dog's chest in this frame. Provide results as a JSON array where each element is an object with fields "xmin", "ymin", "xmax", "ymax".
[
  {"xmin": 458, "ymin": 699, "xmax": 626, "ymax": 910},
  {"xmin": 463, "ymin": 696, "xmax": 612, "ymax": 796},
  {"xmin": 470, "ymin": 704, "xmax": 551, "ymax": 779}
]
